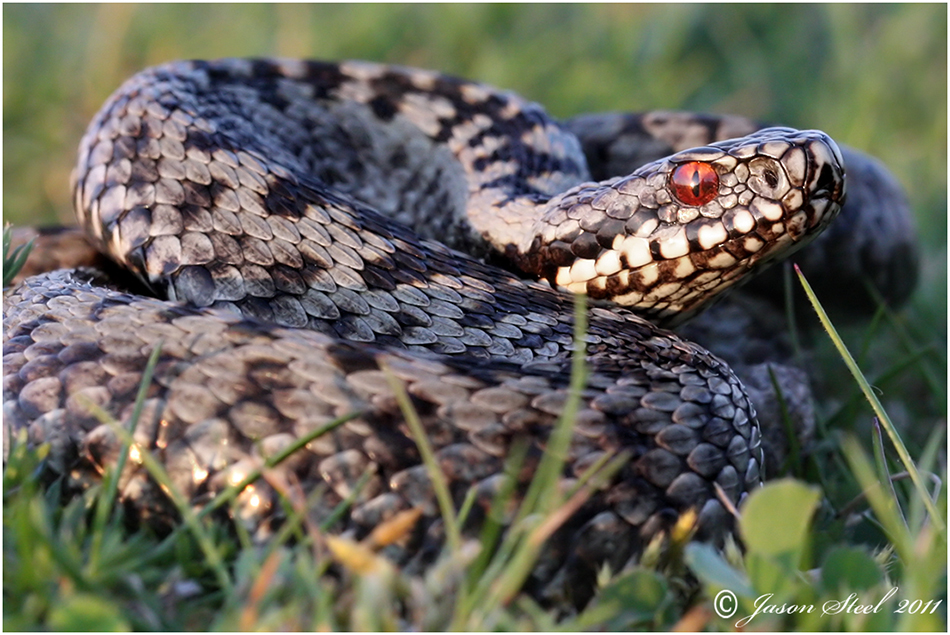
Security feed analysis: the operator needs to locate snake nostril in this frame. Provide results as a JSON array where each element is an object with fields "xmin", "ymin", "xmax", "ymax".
[{"xmin": 748, "ymin": 157, "xmax": 790, "ymax": 199}]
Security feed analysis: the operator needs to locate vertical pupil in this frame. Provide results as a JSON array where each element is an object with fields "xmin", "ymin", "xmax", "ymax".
[{"xmin": 690, "ymin": 168, "xmax": 701, "ymax": 195}]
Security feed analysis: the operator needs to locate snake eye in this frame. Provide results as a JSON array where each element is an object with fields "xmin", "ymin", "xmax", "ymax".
[{"xmin": 670, "ymin": 161, "xmax": 719, "ymax": 206}]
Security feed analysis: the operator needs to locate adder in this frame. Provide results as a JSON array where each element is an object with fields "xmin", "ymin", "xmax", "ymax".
[{"xmin": 2, "ymin": 59, "xmax": 916, "ymax": 604}]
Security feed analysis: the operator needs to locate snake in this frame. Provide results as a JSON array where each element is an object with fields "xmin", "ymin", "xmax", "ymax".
[{"xmin": 4, "ymin": 58, "xmax": 862, "ymax": 604}]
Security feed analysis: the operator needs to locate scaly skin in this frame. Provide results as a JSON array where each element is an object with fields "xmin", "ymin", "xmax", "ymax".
[{"xmin": 4, "ymin": 59, "xmax": 849, "ymax": 605}]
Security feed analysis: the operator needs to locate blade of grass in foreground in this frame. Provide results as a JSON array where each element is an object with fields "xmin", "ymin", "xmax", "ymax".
[
  {"xmin": 795, "ymin": 264, "xmax": 945, "ymax": 535},
  {"xmin": 841, "ymin": 436, "xmax": 927, "ymax": 571},
  {"xmin": 81, "ymin": 398, "xmax": 234, "ymax": 593},
  {"xmin": 88, "ymin": 341, "xmax": 164, "ymax": 576},
  {"xmin": 195, "ymin": 410, "xmax": 360, "ymax": 522},
  {"xmin": 3, "ymin": 224, "xmax": 34, "ymax": 287},
  {"xmin": 382, "ymin": 359, "xmax": 462, "ymax": 554},
  {"xmin": 462, "ymin": 293, "xmax": 593, "ymax": 623}
]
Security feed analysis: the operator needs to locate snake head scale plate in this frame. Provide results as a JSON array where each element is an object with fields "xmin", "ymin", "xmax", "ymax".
[{"xmin": 517, "ymin": 127, "xmax": 847, "ymax": 325}]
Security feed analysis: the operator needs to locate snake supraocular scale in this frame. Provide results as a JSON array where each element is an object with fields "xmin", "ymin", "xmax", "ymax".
[{"xmin": 3, "ymin": 59, "xmax": 848, "ymax": 603}]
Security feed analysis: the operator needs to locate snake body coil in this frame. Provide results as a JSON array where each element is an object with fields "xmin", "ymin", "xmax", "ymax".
[{"xmin": 4, "ymin": 59, "xmax": 847, "ymax": 602}]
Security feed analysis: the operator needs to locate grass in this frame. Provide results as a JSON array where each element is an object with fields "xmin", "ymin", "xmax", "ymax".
[
  {"xmin": 3, "ymin": 4, "xmax": 946, "ymax": 630},
  {"xmin": 2, "ymin": 225, "xmax": 33, "ymax": 287}
]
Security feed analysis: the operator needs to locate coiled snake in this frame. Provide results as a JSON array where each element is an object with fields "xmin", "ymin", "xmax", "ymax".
[{"xmin": 6, "ymin": 58, "xmax": 902, "ymax": 604}]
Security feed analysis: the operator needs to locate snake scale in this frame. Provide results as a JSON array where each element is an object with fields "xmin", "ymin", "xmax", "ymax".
[{"xmin": 5, "ymin": 58, "xmax": 912, "ymax": 605}]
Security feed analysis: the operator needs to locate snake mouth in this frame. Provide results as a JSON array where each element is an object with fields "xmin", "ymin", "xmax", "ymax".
[
  {"xmin": 794, "ymin": 131, "xmax": 847, "ymax": 240},
  {"xmin": 814, "ymin": 161, "xmax": 847, "ymax": 213}
]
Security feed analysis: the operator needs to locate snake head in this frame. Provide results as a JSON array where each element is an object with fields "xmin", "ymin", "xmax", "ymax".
[{"xmin": 520, "ymin": 127, "xmax": 846, "ymax": 325}]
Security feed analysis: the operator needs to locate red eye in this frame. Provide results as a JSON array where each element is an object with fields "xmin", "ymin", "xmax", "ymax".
[{"xmin": 670, "ymin": 162, "xmax": 719, "ymax": 206}]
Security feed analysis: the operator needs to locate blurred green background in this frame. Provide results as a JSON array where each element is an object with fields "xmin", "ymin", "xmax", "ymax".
[{"xmin": 3, "ymin": 3, "xmax": 946, "ymax": 362}]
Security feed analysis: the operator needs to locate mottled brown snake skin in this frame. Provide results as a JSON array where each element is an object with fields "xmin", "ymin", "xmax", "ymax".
[{"xmin": 5, "ymin": 58, "xmax": 915, "ymax": 605}]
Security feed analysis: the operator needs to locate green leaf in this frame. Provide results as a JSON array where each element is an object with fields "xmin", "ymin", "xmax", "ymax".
[
  {"xmin": 47, "ymin": 594, "xmax": 131, "ymax": 631},
  {"xmin": 590, "ymin": 567, "xmax": 671, "ymax": 630},
  {"xmin": 820, "ymin": 546, "xmax": 883, "ymax": 593},
  {"xmin": 740, "ymin": 478, "xmax": 821, "ymax": 558},
  {"xmin": 684, "ymin": 542, "xmax": 755, "ymax": 597},
  {"xmin": 745, "ymin": 551, "xmax": 796, "ymax": 602},
  {"xmin": 740, "ymin": 479, "xmax": 821, "ymax": 598}
]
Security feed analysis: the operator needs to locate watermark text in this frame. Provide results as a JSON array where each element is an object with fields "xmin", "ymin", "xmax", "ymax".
[{"xmin": 711, "ymin": 588, "xmax": 942, "ymax": 627}]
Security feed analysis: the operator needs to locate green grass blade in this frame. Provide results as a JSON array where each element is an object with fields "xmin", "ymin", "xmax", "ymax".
[
  {"xmin": 88, "ymin": 342, "xmax": 164, "ymax": 575},
  {"xmin": 454, "ymin": 441, "xmax": 527, "ymax": 625},
  {"xmin": 317, "ymin": 472, "xmax": 371, "ymax": 533},
  {"xmin": 196, "ymin": 410, "xmax": 359, "ymax": 521},
  {"xmin": 514, "ymin": 293, "xmax": 589, "ymax": 524},
  {"xmin": 478, "ymin": 294, "xmax": 590, "ymax": 610},
  {"xmin": 780, "ymin": 261, "xmax": 804, "ymax": 361},
  {"xmin": 381, "ymin": 360, "xmax": 462, "ymax": 553},
  {"xmin": 766, "ymin": 364, "xmax": 803, "ymax": 477},
  {"xmin": 3, "ymin": 225, "xmax": 35, "ymax": 287},
  {"xmin": 79, "ymin": 398, "xmax": 234, "ymax": 593},
  {"xmin": 871, "ymin": 417, "xmax": 909, "ymax": 531},
  {"xmin": 840, "ymin": 436, "xmax": 917, "ymax": 564},
  {"xmin": 796, "ymin": 265, "xmax": 945, "ymax": 535}
]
